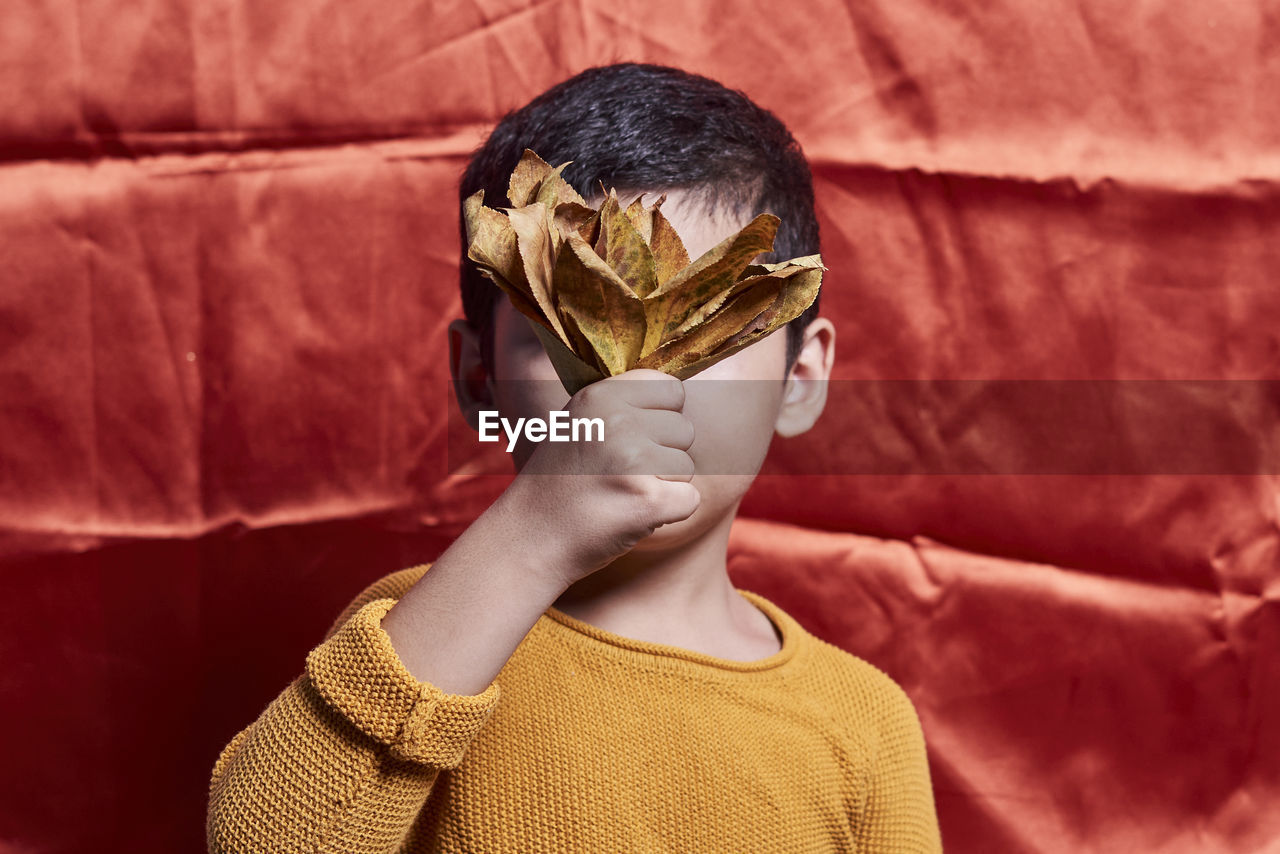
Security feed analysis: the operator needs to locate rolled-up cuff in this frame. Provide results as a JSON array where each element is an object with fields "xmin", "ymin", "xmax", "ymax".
[{"xmin": 305, "ymin": 598, "xmax": 501, "ymax": 767}]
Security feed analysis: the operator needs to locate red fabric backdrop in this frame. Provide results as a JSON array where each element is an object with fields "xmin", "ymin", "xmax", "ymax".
[{"xmin": 2, "ymin": 1, "xmax": 1277, "ymax": 851}]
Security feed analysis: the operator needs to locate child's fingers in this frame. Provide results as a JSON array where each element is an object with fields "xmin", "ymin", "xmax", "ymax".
[
  {"xmin": 598, "ymin": 370, "xmax": 685, "ymax": 411},
  {"xmin": 648, "ymin": 446, "xmax": 696, "ymax": 482},
  {"xmin": 640, "ymin": 409, "xmax": 696, "ymax": 451},
  {"xmin": 650, "ymin": 481, "xmax": 700, "ymax": 525}
]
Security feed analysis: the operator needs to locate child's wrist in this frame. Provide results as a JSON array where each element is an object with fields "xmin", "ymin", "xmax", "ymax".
[{"xmin": 488, "ymin": 482, "xmax": 581, "ymax": 595}]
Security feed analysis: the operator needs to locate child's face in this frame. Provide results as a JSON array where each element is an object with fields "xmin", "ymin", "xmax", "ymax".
[{"xmin": 486, "ymin": 189, "xmax": 796, "ymax": 550}]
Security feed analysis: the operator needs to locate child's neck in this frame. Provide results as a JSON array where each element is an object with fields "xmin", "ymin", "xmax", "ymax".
[{"xmin": 551, "ymin": 513, "xmax": 782, "ymax": 662}]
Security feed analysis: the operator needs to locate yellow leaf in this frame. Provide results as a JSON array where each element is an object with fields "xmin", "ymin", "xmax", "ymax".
[
  {"xmin": 672, "ymin": 255, "xmax": 825, "ymax": 340},
  {"xmin": 507, "ymin": 149, "xmax": 554, "ymax": 206},
  {"xmin": 528, "ymin": 318, "xmax": 606, "ymax": 394},
  {"xmin": 463, "ymin": 190, "xmax": 544, "ymax": 324},
  {"xmin": 534, "ymin": 161, "xmax": 590, "ymax": 210},
  {"xmin": 463, "ymin": 151, "xmax": 825, "ymax": 394},
  {"xmin": 649, "ymin": 202, "xmax": 689, "ymax": 286},
  {"xmin": 594, "ymin": 190, "xmax": 658, "ymax": 299},
  {"xmin": 635, "ymin": 281, "xmax": 785, "ymax": 375},
  {"xmin": 636, "ymin": 262, "xmax": 822, "ymax": 377},
  {"xmin": 623, "ymin": 194, "xmax": 655, "ymax": 244},
  {"xmin": 506, "ymin": 203, "xmax": 570, "ymax": 347},
  {"xmin": 639, "ymin": 213, "xmax": 779, "ymax": 357},
  {"xmin": 553, "ymin": 231, "xmax": 646, "ymax": 375}
]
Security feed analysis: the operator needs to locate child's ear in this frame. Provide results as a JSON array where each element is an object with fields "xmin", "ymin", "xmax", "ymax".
[
  {"xmin": 449, "ymin": 318, "xmax": 496, "ymax": 432},
  {"xmin": 775, "ymin": 317, "xmax": 836, "ymax": 438}
]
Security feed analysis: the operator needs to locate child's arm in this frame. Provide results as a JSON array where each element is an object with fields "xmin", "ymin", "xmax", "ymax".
[
  {"xmin": 380, "ymin": 371, "xmax": 699, "ymax": 694},
  {"xmin": 204, "ymin": 561, "xmax": 520, "ymax": 854},
  {"xmin": 207, "ymin": 371, "xmax": 697, "ymax": 854}
]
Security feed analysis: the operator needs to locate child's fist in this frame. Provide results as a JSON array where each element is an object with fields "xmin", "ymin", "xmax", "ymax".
[{"xmin": 508, "ymin": 369, "xmax": 700, "ymax": 587}]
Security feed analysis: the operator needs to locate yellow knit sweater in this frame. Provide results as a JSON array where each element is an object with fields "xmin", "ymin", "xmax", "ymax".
[{"xmin": 207, "ymin": 565, "xmax": 941, "ymax": 853}]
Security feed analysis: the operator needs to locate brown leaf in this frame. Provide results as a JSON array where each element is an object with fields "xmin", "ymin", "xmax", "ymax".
[
  {"xmin": 555, "ymin": 202, "xmax": 599, "ymax": 243},
  {"xmin": 466, "ymin": 151, "xmax": 824, "ymax": 393},
  {"xmin": 552, "ymin": 232, "xmax": 646, "ymax": 375},
  {"xmin": 623, "ymin": 194, "xmax": 656, "ymax": 244},
  {"xmin": 534, "ymin": 161, "xmax": 590, "ymax": 210},
  {"xmin": 635, "ymin": 280, "xmax": 784, "ymax": 375},
  {"xmin": 640, "ymin": 213, "xmax": 779, "ymax": 357},
  {"xmin": 554, "ymin": 302, "xmax": 607, "ymax": 373},
  {"xmin": 649, "ymin": 202, "xmax": 689, "ymax": 286},
  {"xmin": 528, "ymin": 319, "xmax": 606, "ymax": 395},
  {"xmin": 671, "ymin": 255, "xmax": 825, "ymax": 339},
  {"xmin": 594, "ymin": 190, "xmax": 658, "ymax": 299},
  {"xmin": 507, "ymin": 149, "xmax": 555, "ymax": 206},
  {"xmin": 738, "ymin": 254, "xmax": 825, "ymax": 279},
  {"xmin": 667, "ymin": 272, "xmax": 771, "ymax": 341},
  {"xmin": 506, "ymin": 203, "xmax": 570, "ymax": 346},
  {"xmin": 634, "ymin": 260, "xmax": 821, "ymax": 378},
  {"xmin": 463, "ymin": 190, "xmax": 543, "ymax": 323},
  {"xmin": 574, "ymin": 208, "xmax": 602, "ymax": 246},
  {"xmin": 716, "ymin": 265, "xmax": 821, "ymax": 354}
]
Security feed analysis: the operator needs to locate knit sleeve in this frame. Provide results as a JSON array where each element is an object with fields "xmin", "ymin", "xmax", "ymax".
[
  {"xmin": 206, "ymin": 570, "xmax": 501, "ymax": 854},
  {"xmin": 855, "ymin": 682, "xmax": 943, "ymax": 853}
]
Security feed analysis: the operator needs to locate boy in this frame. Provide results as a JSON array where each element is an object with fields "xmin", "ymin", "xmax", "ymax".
[{"xmin": 208, "ymin": 63, "xmax": 942, "ymax": 853}]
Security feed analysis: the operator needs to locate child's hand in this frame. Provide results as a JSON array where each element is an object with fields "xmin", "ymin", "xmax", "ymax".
[{"xmin": 505, "ymin": 369, "xmax": 700, "ymax": 589}]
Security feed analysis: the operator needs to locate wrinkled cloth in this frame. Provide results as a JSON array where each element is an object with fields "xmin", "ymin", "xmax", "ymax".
[{"xmin": 0, "ymin": 1, "xmax": 1276, "ymax": 852}]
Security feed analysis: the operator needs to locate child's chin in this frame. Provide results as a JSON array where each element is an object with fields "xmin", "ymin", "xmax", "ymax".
[{"xmin": 629, "ymin": 475, "xmax": 753, "ymax": 552}]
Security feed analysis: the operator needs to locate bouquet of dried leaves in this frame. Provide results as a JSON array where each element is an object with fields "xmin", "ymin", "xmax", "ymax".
[{"xmin": 463, "ymin": 149, "xmax": 824, "ymax": 394}]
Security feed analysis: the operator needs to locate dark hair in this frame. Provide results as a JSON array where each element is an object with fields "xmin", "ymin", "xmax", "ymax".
[{"xmin": 458, "ymin": 62, "xmax": 821, "ymax": 377}]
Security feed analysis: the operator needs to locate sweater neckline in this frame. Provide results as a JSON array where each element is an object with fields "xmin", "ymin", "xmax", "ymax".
[{"xmin": 539, "ymin": 589, "xmax": 801, "ymax": 675}]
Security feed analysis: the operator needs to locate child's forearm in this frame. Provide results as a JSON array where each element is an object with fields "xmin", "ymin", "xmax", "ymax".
[
  {"xmin": 381, "ymin": 370, "xmax": 698, "ymax": 698},
  {"xmin": 380, "ymin": 481, "xmax": 572, "ymax": 696},
  {"xmin": 207, "ymin": 673, "xmax": 443, "ymax": 854},
  {"xmin": 208, "ymin": 557, "xmax": 518, "ymax": 853}
]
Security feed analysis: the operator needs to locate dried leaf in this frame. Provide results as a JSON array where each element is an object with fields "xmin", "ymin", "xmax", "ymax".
[
  {"xmin": 640, "ymin": 213, "xmax": 779, "ymax": 357},
  {"xmin": 508, "ymin": 149, "xmax": 553, "ymax": 207},
  {"xmin": 553, "ymin": 232, "xmax": 646, "ymax": 375},
  {"xmin": 535, "ymin": 161, "xmax": 590, "ymax": 210},
  {"xmin": 529, "ymin": 317, "xmax": 606, "ymax": 393},
  {"xmin": 635, "ymin": 281, "xmax": 784, "ymax": 376},
  {"xmin": 574, "ymin": 208, "xmax": 602, "ymax": 245},
  {"xmin": 672, "ymin": 254, "xmax": 825, "ymax": 339},
  {"xmin": 637, "ymin": 262, "xmax": 820, "ymax": 379},
  {"xmin": 595, "ymin": 190, "xmax": 658, "ymax": 299},
  {"xmin": 556, "ymin": 202, "xmax": 598, "ymax": 242},
  {"xmin": 463, "ymin": 190, "xmax": 543, "ymax": 323},
  {"xmin": 715, "ymin": 265, "xmax": 822, "ymax": 354},
  {"xmin": 505, "ymin": 203, "xmax": 569, "ymax": 345},
  {"xmin": 649, "ymin": 202, "xmax": 689, "ymax": 286},
  {"xmin": 461, "ymin": 151, "xmax": 825, "ymax": 394},
  {"xmin": 623, "ymin": 195, "xmax": 656, "ymax": 244}
]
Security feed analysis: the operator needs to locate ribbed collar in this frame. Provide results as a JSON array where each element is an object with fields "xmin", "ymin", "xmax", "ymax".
[{"xmin": 538, "ymin": 589, "xmax": 804, "ymax": 678}]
